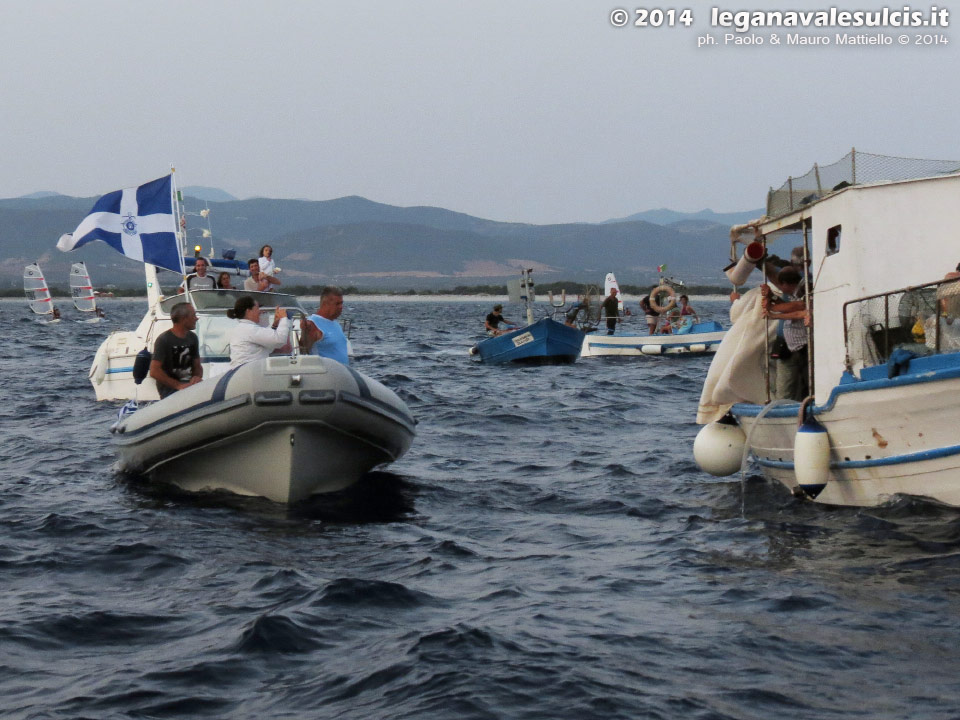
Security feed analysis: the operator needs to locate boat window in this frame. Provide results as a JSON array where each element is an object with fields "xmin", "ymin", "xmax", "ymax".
[
  {"xmin": 826, "ymin": 225, "xmax": 841, "ymax": 256},
  {"xmin": 196, "ymin": 315, "xmax": 236, "ymax": 361},
  {"xmin": 159, "ymin": 289, "xmax": 306, "ymax": 315}
]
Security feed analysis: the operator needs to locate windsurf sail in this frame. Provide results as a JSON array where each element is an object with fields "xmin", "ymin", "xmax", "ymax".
[
  {"xmin": 24, "ymin": 264, "xmax": 54, "ymax": 315},
  {"xmin": 604, "ymin": 272, "xmax": 624, "ymax": 311},
  {"xmin": 70, "ymin": 262, "xmax": 97, "ymax": 312}
]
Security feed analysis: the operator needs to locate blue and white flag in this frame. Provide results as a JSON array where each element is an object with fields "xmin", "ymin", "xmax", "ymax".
[{"xmin": 57, "ymin": 175, "xmax": 183, "ymax": 274}]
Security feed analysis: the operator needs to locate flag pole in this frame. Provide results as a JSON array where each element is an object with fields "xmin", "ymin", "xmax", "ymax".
[{"xmin": 170, "ymin": 166, "xmax": 187, "ymax": 278}]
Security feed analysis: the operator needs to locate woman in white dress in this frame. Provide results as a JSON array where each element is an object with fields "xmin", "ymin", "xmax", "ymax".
[{"xmin": 227, "ymin": 296, "xmax": 291, "ymax": 368}]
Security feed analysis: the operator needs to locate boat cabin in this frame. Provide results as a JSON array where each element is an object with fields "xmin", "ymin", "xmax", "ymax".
[{"xmin": 752, "ymin": 162, "xmax": 960, "ymax": 404}]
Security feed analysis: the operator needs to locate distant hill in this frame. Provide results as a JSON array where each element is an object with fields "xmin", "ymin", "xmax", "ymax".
[
  {"xmin": 0, "ymin": 194, "xmax": 737, "ymax": 290},
  {"xmin": 182, "ymin": 186, "xmax": 238, "ymax": 203},
  {"xmin": 605, "ymin": 207, "xmax": 764, "ymax": 226},
  {"xmin": 19, "ymin": 191, "xmax": 63, "ymax": 199}
]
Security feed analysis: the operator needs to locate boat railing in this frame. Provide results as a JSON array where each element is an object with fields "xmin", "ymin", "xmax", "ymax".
[{"xmin": 843, "ymin": 276, "xmax": 960, "ymax": 372}]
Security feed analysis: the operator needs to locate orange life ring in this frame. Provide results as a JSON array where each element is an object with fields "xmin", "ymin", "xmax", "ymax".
[{"xmin": 649, "ymin": 285, "xmax": 676, "ymax": 313}]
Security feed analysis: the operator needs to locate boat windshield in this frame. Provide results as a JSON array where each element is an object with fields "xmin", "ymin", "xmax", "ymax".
[{"xmin": 159, "ymin": 289, "xmax": 308, "ymax": 315}]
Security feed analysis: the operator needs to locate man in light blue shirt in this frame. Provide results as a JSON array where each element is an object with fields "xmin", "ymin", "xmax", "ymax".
[{"xmin": 300, "ymin": 286, "xmax": 349, "ymax": 365}]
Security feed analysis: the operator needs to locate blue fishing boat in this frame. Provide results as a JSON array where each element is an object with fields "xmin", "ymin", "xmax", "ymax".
[
  {"xmin": 470, "ymin": 269, "xmax": 584, "ymax": 364},
  {"xmin": 472, "ymin": 317, "xmax": 584, "ymax": 364}
]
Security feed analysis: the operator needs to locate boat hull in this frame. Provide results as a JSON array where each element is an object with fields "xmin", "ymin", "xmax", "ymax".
[
  {"xmin": 581, "ymin": 322, "xmax": 725, "ymax": 357},
  {"xmin": 731, "ymin": 356, "xmax": 960, "ymax": 506},
  {"xmin": 473, "ymin": 318, "xmax": 584, "ymax": 364},
  {"xmin": 112, "ymin": 355, "xmax": 416, "ymax": 503}
]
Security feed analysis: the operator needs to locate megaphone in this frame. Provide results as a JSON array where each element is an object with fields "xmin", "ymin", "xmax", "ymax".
[{"xmin": 724, "ymin": 241, "xmax": 766, "ymax": 286}]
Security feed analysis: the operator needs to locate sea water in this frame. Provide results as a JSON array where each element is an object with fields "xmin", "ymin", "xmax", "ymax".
[{"xmin": 2, "ymin": 297, "xmax": 959, "ymax": 719}]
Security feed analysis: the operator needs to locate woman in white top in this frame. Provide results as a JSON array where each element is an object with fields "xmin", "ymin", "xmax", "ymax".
[
  {"xmin": 258, "ymin": 244, "xmax": 278, "ymax": 277},
  {"xmin": 227, "ymin": 296, "xmax": 291, "ymax": 368}
]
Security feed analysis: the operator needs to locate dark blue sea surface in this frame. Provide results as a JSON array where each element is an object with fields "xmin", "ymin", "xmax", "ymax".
[{"xmin": 2, "ymin": 297, "xmax": 960, "ymax": 719}]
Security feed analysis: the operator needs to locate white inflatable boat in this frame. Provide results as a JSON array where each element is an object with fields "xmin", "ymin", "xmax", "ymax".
[{"xmin": 112, "ymin": 354, "xmax": 416, "ymax": 503}]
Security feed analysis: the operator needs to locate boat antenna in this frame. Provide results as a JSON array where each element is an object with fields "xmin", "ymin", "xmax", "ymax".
[{"xmin": 521, "ymin": 268, "xmax": 536, "ymax": 325}]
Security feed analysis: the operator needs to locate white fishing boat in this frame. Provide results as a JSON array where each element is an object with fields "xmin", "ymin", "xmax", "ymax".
[
  {"xmin": 59, "ymin": 171, "xmax": 415, "ymax": 503},
  {"xmin": 694, "ymin": 149, "xmax": 960, "ymax": 507},
  {"xmin": 24, "ymin": 263, "xmax": 59, "ymax": 322},
  {"xmin": 70, "ymin": 262, "xmax": 102, "ymax": 322},
  {"xmin": 581, "ymin": 273, "xmax": 725, "ymax": 357},
  {"xmin": 581, "ymin": 320, "xmax": 726, "ymax": 357}
]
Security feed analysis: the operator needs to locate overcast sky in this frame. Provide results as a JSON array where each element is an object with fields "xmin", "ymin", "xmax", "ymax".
[{"xmin": 1, "ymin": 0, "xmax": 957, "ymax": 223}]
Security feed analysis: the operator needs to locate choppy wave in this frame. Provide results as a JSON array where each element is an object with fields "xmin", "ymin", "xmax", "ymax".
[{"xmin": 1, "ymin": 297, "xmax": 960, "ymax": 719}]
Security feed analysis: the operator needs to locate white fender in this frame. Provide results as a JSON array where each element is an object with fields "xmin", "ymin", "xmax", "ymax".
[
  {"xmin": 688, "ymin": 343, "xmax": 707, "ymax": 353},
  {"xmin": 90, "ymin": 342, "xmax": 108, "ymax": 385},
  {"xmin": 694, "ymin": 419, "xmax": 747, "ymax": 477},
  {"xmin": 794, "ymin": 416, "xmax": 830, "ymax": 496},
  {"xmin": 640, "ymin": 345, "xmax": 662, "ymax": 355}
]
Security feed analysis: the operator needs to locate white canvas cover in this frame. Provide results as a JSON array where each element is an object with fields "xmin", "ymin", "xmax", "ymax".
[{"xmin": 696, "ymin": 285, "xmax": 781, "ymax": 424}]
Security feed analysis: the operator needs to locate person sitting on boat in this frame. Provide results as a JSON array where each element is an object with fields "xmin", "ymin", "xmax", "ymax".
[
  {"xmin": 601, "ymin": 288, "xmax": 620, "ymax": 335},
  {"xmin": 226, "ymin": 296, "xmax": 291, "ymax": 368},
  {"xmin": 924, "ymin": 270, "xmax": 960, "ymax": 352},
  {"xmin": 258, "ymin": 245, "xmax": 279, "ymax": 277},
  {"xmin": 300, "ymin": 286, "xmax": 350, "ymax": 365},
  {"xmin": 149, "ymin": 302, "xmax": 202, "ymax": 399},
  {"xmin": 639, "ymin": 295, "xmax": 659, "ymax": 335},
  {"xmin": 217, "ymin": 272, "xmax": 234, "ymax": 290},
  {"xmin": 180, "ymin": 257, "xmax": 216, "ymax": 292},
  {"xmin": 762, "ymin": 266, "xmax": 810, "ymax": 402},
  {"xmin": 485, "ymin": 304, "xmax": 517, "ymax": 336},
  {"xmin": 244, "ymin": 258, "xmax": 282, "ymax": 292},
  {"xmin": 678, "ymin": 295, "xmax": 699, "ymax": 322}
]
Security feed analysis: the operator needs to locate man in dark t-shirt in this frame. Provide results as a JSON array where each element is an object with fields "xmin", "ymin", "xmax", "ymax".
[
  {"xmin": 149, "ymin": 302, "xmax": 203, "ymax": 399},
  {"xmin": 601, "ymin": 288, "xmax": 620, "ymax": 335},
  {"xmin": 484, "ymin": 304, "xmax": 517, "ymax": 336}
]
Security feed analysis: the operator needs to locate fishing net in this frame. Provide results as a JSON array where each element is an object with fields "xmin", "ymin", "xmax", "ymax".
[{"xmin": 767, "ymin": 150, "xmax": 960, "ymax": 219}]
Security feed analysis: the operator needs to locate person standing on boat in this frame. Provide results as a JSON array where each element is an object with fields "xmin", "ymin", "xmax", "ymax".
[
  {"xmin": 244, "ymin": 258, "xmax": 282, "ymax": 292},
  {"xmin": 601, "ymin": 288, "xmax": 621, "ymax": 335},
  {"xmin": 150, "ymin": 302, "xmax": 203, "ymax": 399},
  {"xmin": 227, "ymin": 296, "xmax": 291, "ymax": 368},
  {"xmin": 639, "ymin": 294, "xmax": 659, "ymax": 335},
  {"xmin": 300, "ymin": 286, "xmax": 350, "ymax": 365},
  {"xmin": 180, "ymin": 257, "xmax": 216, "ymax": 292},
  {"xmin": 763, "ymin": 266, "xmax": 809, "ymax": 401},
  {"xmin": 484, "ymin": 304, "xmax": 517, "ymax": 336}
]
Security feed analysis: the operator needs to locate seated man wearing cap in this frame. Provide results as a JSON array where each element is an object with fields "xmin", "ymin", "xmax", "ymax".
[
  {"xmin": 484, "ymin": 304, "xmax": 517, "ymax": 336},
  {"xmin": 299, "ymin": 286, "xmax": 349, "ymax": 365}
]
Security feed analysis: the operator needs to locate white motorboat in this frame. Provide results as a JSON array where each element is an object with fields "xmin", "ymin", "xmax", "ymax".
[
  {"xmin": 89, "ymin": 273, "xmax": 305, "ymax": 402},
  {"xmin": 694, "ymin": 149, "xmax": 960, "ymax": 507},
  {"xmin": 112, "ymin": 354, "xmax": 416, "ymax": 503}
]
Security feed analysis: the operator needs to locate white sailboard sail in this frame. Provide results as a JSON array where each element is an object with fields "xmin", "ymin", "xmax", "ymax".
[
  {"xmin": 24, "ymin": 263, "xmax": 54, "ymax": 315},
  {"xmin": 70, "ymin": 262, "xmax": 97, "ymax": 312},
  {"xmin": 604, "ymin": 272, "xmax": 624, "ymax": 311}
]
